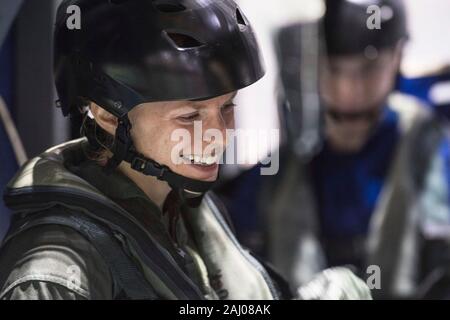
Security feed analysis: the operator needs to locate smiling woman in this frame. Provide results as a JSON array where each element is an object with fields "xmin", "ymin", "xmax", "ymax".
[
  {"xmin": 0, "ymin": 0, "xmax": 290, "ymax": 300},
  {"xmin": 84, "ymin": 91, "xmax": 237, "ymax": 208}
]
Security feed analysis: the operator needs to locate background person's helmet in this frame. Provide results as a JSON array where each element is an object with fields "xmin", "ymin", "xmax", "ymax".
[
  {"xmin": 324, "ymin": 0, "xmax": 408, "ymax": 56},
  {"xmin": 54, "ymin": 0, "xmax": 265, "ymax": 201}
]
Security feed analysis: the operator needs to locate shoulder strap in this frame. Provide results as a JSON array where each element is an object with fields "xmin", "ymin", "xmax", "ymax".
[
  {"xmin": 5, "ymin": 207, "xmax": 159, "ymax": 300},
  {"xmin": 4, "ymin": 187, "xmax": 206, "ymax": 300}
]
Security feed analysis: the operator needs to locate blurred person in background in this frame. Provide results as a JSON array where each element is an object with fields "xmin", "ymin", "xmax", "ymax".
[{"xmin": 219, "ymin": 0, "xmax": 450, "ymax": 299}]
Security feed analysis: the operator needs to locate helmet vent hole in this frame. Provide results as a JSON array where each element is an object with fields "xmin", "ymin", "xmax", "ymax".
[
  {"xmin": 165, "ymin": 32, "xmax": 205, "ymax": 49},
  {"xmin": 236, "ymin": 8, "xmax": 247, "ymax": 29},
  {"xmin": 155, "ymin": 2, "xmax": 187, "ymax": 13}
]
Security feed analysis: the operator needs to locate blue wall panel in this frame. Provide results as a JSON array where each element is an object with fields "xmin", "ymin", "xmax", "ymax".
[{"xmin": 0, "ymin": 31, "xmax": 17, "ymax": 240}]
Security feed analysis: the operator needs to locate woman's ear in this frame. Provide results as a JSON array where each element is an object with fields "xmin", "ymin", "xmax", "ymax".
[{"xmin": 90, "ymin": 102, "xmax": 118, "ymax": 136}]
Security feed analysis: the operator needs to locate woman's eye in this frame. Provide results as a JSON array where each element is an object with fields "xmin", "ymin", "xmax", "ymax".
[
  {"xmin": 179, "ymin": 113, "xmax": 200, "ymax": 122},
  {"xmin": 222, "ymin": 103, "xmax": 236, "ymax": 113}
]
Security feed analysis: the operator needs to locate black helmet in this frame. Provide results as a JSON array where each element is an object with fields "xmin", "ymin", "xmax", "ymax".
[
  {"xmin": 55, "ymin": 0, "xmax": 264, "ymax": 117},
  {"xmin": 54, "ymin": 0, "xmax": 265, "ymax": 201},
  {"xmin": 324, "ymin": 0, "xmax": 408, "ymax": 56}
]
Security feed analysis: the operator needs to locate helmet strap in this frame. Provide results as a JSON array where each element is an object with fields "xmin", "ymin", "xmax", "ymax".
[
  {"xmin": 124, "ymin": 149, "xmax": 214, "ymax": 208},
  {"xmin": 105, "ymin": 115, "xmax": 133, "ymax": 174},
  {"xmin": 104, "ymin": 114, "xmax": 215, "ymax": 208}
]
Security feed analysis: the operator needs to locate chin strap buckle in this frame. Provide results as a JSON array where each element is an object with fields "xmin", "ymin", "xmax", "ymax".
[
  {"xmin": 130, "ymin": 154, "xmax": 170, "ymax": 180},
  {"xmin": 130, "ymin": 157, "xmax": 147, "ymax": 171}
]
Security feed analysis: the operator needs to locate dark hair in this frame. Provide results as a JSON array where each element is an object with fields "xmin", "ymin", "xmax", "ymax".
[{"xmin": 81, "ymin": 113, "xmax": 114, "ymax": 166}]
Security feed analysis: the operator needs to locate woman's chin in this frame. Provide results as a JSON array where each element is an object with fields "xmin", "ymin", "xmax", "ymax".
[{"xmin": 178, "ymin": 163, "xmax": 219, "ymax": 182}]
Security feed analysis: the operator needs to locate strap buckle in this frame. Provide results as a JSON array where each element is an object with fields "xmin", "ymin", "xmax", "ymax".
[
  {"xmin": 131, "ymin": 156, "xmax": 167, "ymax": 179},
  {"xmin": 131, "ymin": 157, "xmax": 147, "ymax": 171},
  {"xmin": 157, "ymin": 166, "xmax": 168, "ymax": 180}
]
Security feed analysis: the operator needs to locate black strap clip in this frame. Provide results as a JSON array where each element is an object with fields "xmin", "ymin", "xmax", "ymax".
[
  {"xmin": 131, "ymin": 156, "xmax": 147, "ymax": 172},
  {"xmin": 105, "ymin": 116, "xmax": 132, "ymax": 174},
  {"xmin": 131, "ymin": 155, "xmax": 169, "ymax": 180}
]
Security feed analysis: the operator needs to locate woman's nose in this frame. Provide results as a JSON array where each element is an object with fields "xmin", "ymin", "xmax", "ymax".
[{"xmin": 203, "ymin": 113, "xmax": 228, "ymax": 146}]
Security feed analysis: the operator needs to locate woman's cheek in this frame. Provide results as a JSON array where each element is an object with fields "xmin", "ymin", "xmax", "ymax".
[{"xmin": 166, "ymin": 125, "xmax": 196, "ymax": 168}]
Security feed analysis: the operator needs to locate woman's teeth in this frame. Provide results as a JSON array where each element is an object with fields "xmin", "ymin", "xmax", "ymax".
[{"xmin": 181, "ymin": 155, "xmax": 217, "ymax": 166}]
